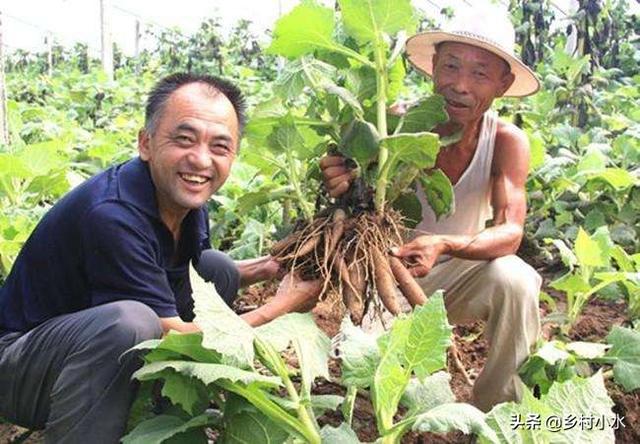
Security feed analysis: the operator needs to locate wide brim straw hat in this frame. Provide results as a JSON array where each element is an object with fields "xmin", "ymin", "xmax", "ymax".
[{"xmin": 406, "ymin": 7, "xmax": 540, "ymax": 97}]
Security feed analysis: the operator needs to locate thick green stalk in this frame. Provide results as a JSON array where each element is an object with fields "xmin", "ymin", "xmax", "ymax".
[
  {"xmin": 285, "ymin": 151, "xmax": 314, "ymax": 221},
  {"xmin": 254, "ymin": 338, "xmax": 321, "ymax": 444},
  {"xmin": 373, "ymin": 39, "xmax": 389, "ymax": 214}
]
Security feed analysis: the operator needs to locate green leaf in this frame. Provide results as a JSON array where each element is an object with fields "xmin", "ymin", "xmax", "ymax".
[
  {"xmin": 320, "ymin": 423, "xmax": 361, "ymax": 443},
  {"xmin": 527, "ymin": 130, "xmax": 545, "ymax": 172},
  {"xmin": 550, "ymin": 272, "xmax": 591, "ymax": 296},
  {"xmin": 372, "ymin": 293, "xmax": 452, "ymax": 431},
  {"xmin": 412, "ymin": 403, "xmax": 498, "ymax": 443},
  {"xmin": 338, "ymin": 0, "xmax": 417, "ymax": 44},
  {"xmin": 274, "ymin": 57, "xmax": 337, "ymax": 101},
  {"xmin": 161, "ymin": 372, "xmax": 209, "ymax": 416},
  {"xmin": 602, "ymin": 326, "xmax": 640, "ymax": 392},
  {"xmin": 391, "ymin": 192, "xmax": 422, "ymax": 228},
  {"xmin": 574, "ymin": 227, "xmax": 607, "ymax": 268},
  {"xmin": 267, "ymin": 115, "xmax": 309, "ymax": 158},
  {"xmin": 267, "ymin": 1, "xmax": 335, "ymax": 58},
  {"xmin": 121, "ymin": 412, "xmax": 217, "ymax": 444},
  {"xmin": 256, "ymin": 312, "xmax": 331, "ymax": 396},
  {"xmin": 584, "ymin": 168, "xmax": 637, "ymax": 190},
  {"xmin": 133, "ymin": 361, "xmax": 281, "ymax": 387},
  {"xmin": 417, "ymin": 169, "xmax": 454, "ymax": 220},
  {"xmin": 339, "ymin": 119, "xmax": 380, "ymax": 169},
  {"xmin": 220, "ymin": 407, "xmax": 289, "ymax": 444},
  {"xmin": 399, "ymin": 95, "xmax": 449, "ymax": 134},
  {"xmin": 382, "ymin": 132, "xmax": 440, "ymax": 172},
  {"xmin": 338, "ymin": 316, "xmax": 381, "ymax": 389},
  {"xmin": 323, "ymin": 83, "xmax": 363, "ymax": 116},
  {"xmin": 483, "ymin": 373, "xmax": 615, "ymax": 444},
  {"xmin": 190, "ymin": 264, "xmax": 255, "ymax": 368},
  {"xmin": 400, "ymin": 371, "xmax": 455, "ymax": 414},
  {"xmin": 156, "ymin": 332, "xmax": 222, "ymax": 363}
]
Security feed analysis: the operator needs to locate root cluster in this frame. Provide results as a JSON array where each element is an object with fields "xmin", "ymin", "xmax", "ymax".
[{"xmin": 271, "ymin": 208, "xmax": 427, "ymax": 324}]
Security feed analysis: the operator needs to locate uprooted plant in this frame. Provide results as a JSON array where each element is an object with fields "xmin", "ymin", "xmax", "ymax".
[{"xmin": 258, "ymin": 0, "xmax": 455, "ymax": 323}]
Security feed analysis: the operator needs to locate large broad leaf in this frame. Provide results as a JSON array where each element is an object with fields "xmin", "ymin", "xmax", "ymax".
[
  {"xmin": 399, "ymin": 95, "xmax": 449, "ymax": 134},
  {"xmin": 583, "ymin": 168, "xmax": 637, "ymax": 190},
  {"xmin": 372, "ymin": 293, "xmax": 452, "ymax": 431},
  {"xmin": 339, "ymin": 119, "xmax": 380, "ymax": 169},
  {"xmin": 412, "ymin": 403, "xmax": 498, "ymax": 443},
  {"xmin": 267, "ymin": 115, "xmax": 310, "ymax": 159},
  {"xmin": 574, "ymin": 227, "xmax": 608, "ymax": 268},
  {"xmin": 601, "ymin": 326, "xmax": 640, "ymax": 392},
  {"xmin": 338, "ymin": 0, "xmax": 418, "ymax": 44},
  {"xmin": 418, "ymin": 169, "xmax": 454, "ymax": 220},
  {"xmin": 190, "ymin": 264, "xmax": 255, "ymax": 368},
  {"xmin": 121, "ymin": 412, "xmax": 217, "ymax": 444},
  {"xmin": 274, "ymin": 57, "xmax": 337, "ymax": 101},
  {"xmin": 482, "ymin": 373, "xmax": 616, "ymax": 444},
  {"xmin": 267, "ymin": 1, "xmax": 335, "ymax": 58},
  {"xmin": 220, "ymin": 407, "xmax": 289, "ymax": 444},
  {"xmin": 256, "ymin": 312, "xmax": 331, "ymax": 396},
  {"xmin": 391, "ymin": 192, "xmax": 422, "ymax": 228},
  {"xmin": 161, "ymin": 371, "xmax": 209, "ymax": 416},
  {"xmin": 133, "ymin": 361, "xmax": 281, "ymax": 388},
  {"xmin": 400, "ymin": 371, "xmax": 455, "ymax": 414},
  {"xmin": 338, "ymin": 316, "xmax": 381, "ymax": 389},
  {"xmin": 381, "ymin": 132, "xmax": 440, "ymax": 179},
  {"xmin": 320, "ymin": 423, "xmax": 361, "ymax": 443}
]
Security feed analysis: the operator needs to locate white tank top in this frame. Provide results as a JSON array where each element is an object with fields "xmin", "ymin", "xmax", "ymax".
[{"xmin": 416, "ymin": 110, "xmax": 498, "ymax": 236}]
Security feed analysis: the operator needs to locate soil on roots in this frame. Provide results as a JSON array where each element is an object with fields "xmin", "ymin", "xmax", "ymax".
[{"xmin": 271, "ymin": 208, "xmax": 412, "ymax": 324}]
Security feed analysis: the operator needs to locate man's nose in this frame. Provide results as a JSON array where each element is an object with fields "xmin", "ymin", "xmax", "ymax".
[
  {"xmin": 451, "ymin": 71, "xmax": 471, "ymax": 94},
  {"xmin": 188, "ymin": 144, "xmax": 212, "ymax": 169}
]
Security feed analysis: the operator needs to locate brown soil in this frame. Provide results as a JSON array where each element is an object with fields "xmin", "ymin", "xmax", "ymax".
[{"xmin": 2, "ymin": 272, "xmax": 638, "ymax": 443}]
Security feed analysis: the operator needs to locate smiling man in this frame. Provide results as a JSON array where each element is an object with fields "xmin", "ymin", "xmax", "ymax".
[
  {"xmin": 321, "ymin": 10, "xmax": 542, "ymax": 411},
  {"xmin": 0, "ymin": 73, "xmax": 321, "ymax": 443}
]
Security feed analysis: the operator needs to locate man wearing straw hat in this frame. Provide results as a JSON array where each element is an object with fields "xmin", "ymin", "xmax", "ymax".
[{"xmin": 322, "ymin": 8, "xmax": 542, "ymax": 411}]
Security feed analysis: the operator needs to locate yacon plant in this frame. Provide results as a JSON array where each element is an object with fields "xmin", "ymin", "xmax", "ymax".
[{"xmin": 260, "ymin": 0, "xmax": 455, "ymax": 323}]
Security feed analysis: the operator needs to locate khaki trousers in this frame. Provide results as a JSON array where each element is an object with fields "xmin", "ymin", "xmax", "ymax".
[{"xmin": 363, "ymin": 254, "xmax": 541, "ymax": 412}]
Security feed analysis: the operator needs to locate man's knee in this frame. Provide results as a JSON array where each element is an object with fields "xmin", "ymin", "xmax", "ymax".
[
  {"xmin": 484, "ymin": 255, "xmax": 542, "ymax": 305},
  {"xmin": 97, "ymin": 301, "xmax": 162, "ymax": 352},
  {"xmin": 195, "ymin": 249, "xmax": 240, "ymax": 304}
]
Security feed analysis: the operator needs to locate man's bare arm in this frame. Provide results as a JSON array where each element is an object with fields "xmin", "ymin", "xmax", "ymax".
[{"xmin": 394, "ymin": 124, "xmax": 530, "ymax": 276}]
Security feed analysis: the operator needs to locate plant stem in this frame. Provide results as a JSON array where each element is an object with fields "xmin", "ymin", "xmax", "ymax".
[
  {"xmin": 285, "ymin": 150, "xmax": 314, "ymax": 221},
  {"xmin": 341, "ymin": 385, "xmax": 357, "ymax": 426},
  {"xmin": 373, "ymin": 40, "xmax": 389, "ymax": 214}
]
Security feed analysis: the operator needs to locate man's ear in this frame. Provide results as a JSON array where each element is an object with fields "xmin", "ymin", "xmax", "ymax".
[
  {"xmin": 138, "ymin": 129, "xmax": 151, "ymax": 161},
  {"xmin": 497, "ymin": 72, "xmax": 516, "ymax": 97}
]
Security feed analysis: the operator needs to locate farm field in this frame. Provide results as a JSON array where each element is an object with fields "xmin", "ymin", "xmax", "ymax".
[{"xmin": 0, "ymin": 0, "xmax": 638, "ymax": 442}]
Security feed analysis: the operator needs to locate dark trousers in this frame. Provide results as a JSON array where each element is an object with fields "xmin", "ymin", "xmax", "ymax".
[{"xmin": 0, "ymin": 249, "xmax": 239, "ymax": 444}]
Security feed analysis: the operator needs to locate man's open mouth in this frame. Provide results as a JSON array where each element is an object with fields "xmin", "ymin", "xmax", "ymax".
[
  {"xmin": 179, "ymin": 173, "xmax": 210, "ymax": 185},
  {"xmin": 445, "ymin": 98, "xmax": 471, "ymax": 109}
]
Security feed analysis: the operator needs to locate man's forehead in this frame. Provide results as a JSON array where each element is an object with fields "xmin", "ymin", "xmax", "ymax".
[{"xmin": 437, "ymin": 41, "xmax": 508, "ymax": 67}]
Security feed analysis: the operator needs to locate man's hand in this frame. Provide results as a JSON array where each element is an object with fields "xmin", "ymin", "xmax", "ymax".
[
  {"xmin": 241, "ymin": 273, "xmax": 322, "ymax": 327},
  {"xmin": 319, "ymin": 155, "xmax": 354, "ymax": 198},
  {"xmin": 391, "ymin": 235, "xmax": 449, "ymax": 278},
  {"xmin": 237, "ymin": 255, "xmax": 284, "ymax": 287}
]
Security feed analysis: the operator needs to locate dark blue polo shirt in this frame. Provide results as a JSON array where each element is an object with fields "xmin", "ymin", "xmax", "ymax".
[{"xmin": 0, "ymin": 157, "xmax": 211, "ymax": 334}]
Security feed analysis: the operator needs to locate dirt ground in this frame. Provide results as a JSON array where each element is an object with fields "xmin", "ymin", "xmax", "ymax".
[{"xmin": 1, "ymin": 270, "xmax": 638, "ymax": 444}]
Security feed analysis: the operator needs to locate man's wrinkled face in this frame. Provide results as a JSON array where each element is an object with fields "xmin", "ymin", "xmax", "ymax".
[
  {"xmin": 138, "ymin": 83, "xmax": 239, "ymax": 221},
  {"xmin": 432, "ymin": 42, "xmax": 515, "ymax": 124}
]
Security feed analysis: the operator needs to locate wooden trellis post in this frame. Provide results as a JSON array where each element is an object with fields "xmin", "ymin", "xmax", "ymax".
[
  {"xmin": 0, "ymin": 11, "xmax": 9, "ymax": 145},
  {"xmin": 100, "ymin": 0, "xmax": 113, "ymax": 80}
]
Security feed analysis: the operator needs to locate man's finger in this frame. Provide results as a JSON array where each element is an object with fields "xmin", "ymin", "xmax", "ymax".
[
  {"xmin": 329, "ymin": 181, "xmax": 350, "ymax": 198},
  {"xmin": 326, "ymin": 172, "xmax": 353, "ymax": 189},
  {"xmin": 409, "ymin": 265, "xmax": 430, "ymax": 278},
  {"xmin": 320, "ymin": 155, "xmax": 345, "ymax": 169},
  {"xmin": 323, "ymin": 165, "xmax": 350, "ymax": 181}
]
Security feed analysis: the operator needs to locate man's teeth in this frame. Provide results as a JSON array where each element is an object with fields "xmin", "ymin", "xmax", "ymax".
[{"xmin": 180, "ymin": 173, "xmax": 208, "ymax": 184}]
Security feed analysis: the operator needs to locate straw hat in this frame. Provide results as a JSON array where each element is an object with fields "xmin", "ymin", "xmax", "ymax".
[{"xmin": 406, "ymin": 7, "xmax": 540, "ymax": 97}]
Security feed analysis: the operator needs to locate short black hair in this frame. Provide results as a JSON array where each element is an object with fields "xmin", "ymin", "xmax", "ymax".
[{"xmin": 144, "ymin": 72, "xmax": 247, "ymax": 136}]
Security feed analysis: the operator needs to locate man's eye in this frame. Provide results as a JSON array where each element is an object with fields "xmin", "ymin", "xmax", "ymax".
[
  {"xmin": 175, "ymin": 135, "xmax": 193, "ymax": 144},
  {"xmin": 474, "ymin": 71, "xmax": 487, "ymax": 78}
]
